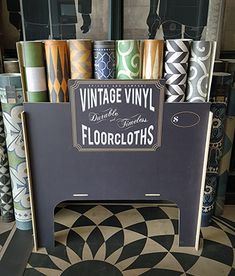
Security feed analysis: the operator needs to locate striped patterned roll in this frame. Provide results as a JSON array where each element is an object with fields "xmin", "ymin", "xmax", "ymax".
[
  {"xmin": 45, "ymin": 40, "xmax": 69, "ymax": 103},
  {"xmin": 17, "ymin": 42, "xmax": 48, "ymax": 102},
  {"xmin": 164, "ymin": 39, "xmax": 192, "ymax": 102},
  {"xmin": 69, "ymin": 39, "xmax": 93, "ymax": 79},
  {"xmin": 142, "ymin": 40, "xmax": 164, "ymax": 79},
  {"xmin": 94, "ymin": 40, "xmax": 116, "ymax": 79},
  {"xmin": 186, "ymin": 41, "xmax": 216, "ymax": 103},
  {"xmin": 116, "ymin": 40, "xmax": 141, "ymax": 80}
]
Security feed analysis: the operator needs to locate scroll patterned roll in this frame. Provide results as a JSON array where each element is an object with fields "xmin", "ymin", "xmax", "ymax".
[
  {"xmin": 214, "ymin": 116, "xmax": 235, "ymax": 215},
  {"xmin": 2, "ymin": 102, "xmax": 32, "ymax": 230},
  {"xmin": 94, "ymin": 40, "xmax": 115, "ymax": 79},
  {"xmin": 0, "ymin": 73, "xmax": 31, "ymax": 229},
  {"xmin": 69, "ymin": 39, "xmax": 93, "ymax": 79},
  {"xmin": 0, "ymin": 103, "xmax": 14, "ymax": 223},
  {"xmin": 19, "ymin": 42, "xmax": 48, "ymax": 102},
  {"xmin": 186, "ymin": 41, "xmax": 216, "ymax": 102},
  {"xmin": 202, "ymin": 103, "xmax": 227, "ymax": 226},
  {"xmin": 142, "ymin": 40, "xmax": 164, "ymax": 79},
  {"xmin": 116, "ymin": 40, "xmax": 141, "ymax": 79},
  {"xmin": 45, "ymin": 40, "xmax": 69, "ymax": 102},
  {"xmin": 164, "ymin": 39, "xmax": 192, "ymax": 102}
]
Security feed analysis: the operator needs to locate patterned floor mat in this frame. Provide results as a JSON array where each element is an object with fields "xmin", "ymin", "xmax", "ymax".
[{"xmin": 24, "ymin": 205, "xmax": 235, "ymax": 276}]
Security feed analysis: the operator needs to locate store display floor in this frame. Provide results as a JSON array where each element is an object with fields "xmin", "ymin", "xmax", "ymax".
[{"xmin": 0, "ymin": 204, "xmax": 235, "ymax": 276}]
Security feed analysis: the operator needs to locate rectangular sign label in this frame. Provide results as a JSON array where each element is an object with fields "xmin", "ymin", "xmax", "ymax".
[{"xmin": 69, "ymin": 80, "xmax": 165, "ymax": 151}]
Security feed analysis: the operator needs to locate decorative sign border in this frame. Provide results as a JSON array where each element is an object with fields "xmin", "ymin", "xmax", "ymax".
[{"xmin": 70, "ymin": 80, "xmax": 165, "ymax": 152}]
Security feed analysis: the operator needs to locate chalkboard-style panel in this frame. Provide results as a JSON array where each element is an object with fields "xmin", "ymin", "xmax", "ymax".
[
  {"xmin": 23, "ymin": 101, "xmax": 211, "ymax": 250},
  {"xmin": 69, "ymin": 80, "xmax": 165, "ymax": 151}
]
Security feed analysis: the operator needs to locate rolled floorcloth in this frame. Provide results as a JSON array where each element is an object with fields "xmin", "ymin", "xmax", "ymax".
[
  {"xmin": 164, "ymin": 39, "xmax": 192, "ymax": 102},
  {"xmin": 116, "ymin": 40, "xmax": 141, "ymax": 80},
  {"xmin": 186, "ymin": 41, "xmax": 216, "ymax": 102},
  {"xmin": 0, "ymin": 73, "xmax": 31, "ymax": 229},
  {"xmin": 214, "ymin": 116, "xmax": 235, "ymax": 215},
  {"xmin": 94, "ymin": 40, "xmax": 116, "ymax": 79},
  {"xmin": 45, "ymin": 40, "xmax": 70, "ymax": 102},
  {"xmin": 69, "ymin": 39, "xmax": 93, "ymax": 79},
  {"xmin": 17, "ymin": 41, "xmax": 48, "ymax": 102},
  {"xmin": 142, "ymin": 40, "xmax": 164, "ymax": 79},
  {"xmin": 202, "ymin": 103, "xmax": 227, "ymax": 226},
  {"xmin": 0, "ymin": 104, "xmax": 14, "ymax": 223}
]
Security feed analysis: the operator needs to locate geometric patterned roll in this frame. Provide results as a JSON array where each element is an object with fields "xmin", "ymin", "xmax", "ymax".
[
  {"xmin": 45, "ymin": 40, "xmax": 69, "ymax": 103},
  {"xmin": 142, "ymin": 40, "xmax": 164, "ymax": 79},
  {"xmin": 20, "ymin": 41, "xmax": 48, "ymax": 102},
  {"xmin": 186, "ymin": 41, "xmax": 216, "ymax": 103},
  {"xmin": 69, "ymin": 39, "xmax": 93, "ymax": 79},
  {"xmin": 116, "ymin": 40, "xmax": 141, "ymax": 79},
  {"xmin": 164, "ymin": 39, "xmax": 192, "ymax": 102},
  {"xmin": 1, "ymin": 103, "xmax": 32, "ymax": 230},
  {"xmin": 94, "ymin": 40, "xmax": 115, "ymax": 79},
  {"xmin": 0, "ymin": 105, "xmax": 14, "ymax": 223}
]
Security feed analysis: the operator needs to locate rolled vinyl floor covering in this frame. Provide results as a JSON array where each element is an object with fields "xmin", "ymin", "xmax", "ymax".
[
  {"xmin": 69, "ymin": 39, "xmax": 93, "ymax": 80},
  {"xmin": 116, "ymin": 40, "xmax": 141, "ymax": 80},
  {"xmin": 45, "ymin": 40, "xmax": 69, "ymax": 102},
  {"xmin": 142, "ymin": 40, "xmax": 164, "ymax": 80},
  {"xmin": 186, "ymin": 41, "xmax": 216, "ymax": 102},
  {"xmin": 94, "ymin": 40, "xmax": 116, "ymax": 79},
  {"xmin": 164, "ymin": 39, "xmax": 191, "ymax": 102}
]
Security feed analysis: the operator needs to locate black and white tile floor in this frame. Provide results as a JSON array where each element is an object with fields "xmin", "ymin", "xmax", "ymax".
[
  {"xmin": 20, "ymin": 204, "xmax": 235, "ymax": 276},
  {"xmin": 0, "ymin": 220, "xmax": 15, "ymax": 258}
]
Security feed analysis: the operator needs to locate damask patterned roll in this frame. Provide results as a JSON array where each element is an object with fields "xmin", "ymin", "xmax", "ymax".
[
  {"xmin": 1, "ymin": 101, "xmax": 32, "ymax": 230},
  {"xmin": 94, "ymin": 40, "xmax": 115, "ymax": 79},
  {"xmin": 164, "ymin": 39, "xmax": 192, "ymax": 102},
  {"xmin": 0, "ymin": 105, "xmax": 14, "ymax": 222},
  {"xmin": 69, "ymin": 39, "xmax": 93, "ymax": 79},
  {"xmin": 210, "ymin": 73, "xmax": 233, "ymax": 103},
  {"xmin": 186, "ymin": 41, "xmax": 216, "ymax": 102},
  {"xmin": 202, "ymin": 103, "xmax": 226, "ymax": 227},
  {"xmin": 214, "ymin": 116, "xmax": 235, "ymax": 215},
  {"xmin": 45, "ymin": 40, "xmax": 69, "ymax": 102},
  {"xmin": 19, "ymin": 41, "xmax": 48, "ymax": 102},
  {"xmin": 116, "ymin": 40, "xmax": 141, "ymax": 79},
  {"xmin": 142, "ymin": 40, "xmax": 164, "ymax": 79}
]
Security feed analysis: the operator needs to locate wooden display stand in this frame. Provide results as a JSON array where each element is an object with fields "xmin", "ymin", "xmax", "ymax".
[{"xmin": 22, "ymin": 80, "xmax": 212, "ymax": 251}]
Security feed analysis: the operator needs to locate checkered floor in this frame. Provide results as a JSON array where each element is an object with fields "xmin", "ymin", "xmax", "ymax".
[{"xmin": 22, "ymin": 204, "xmax": 235, "ymax": 276}]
